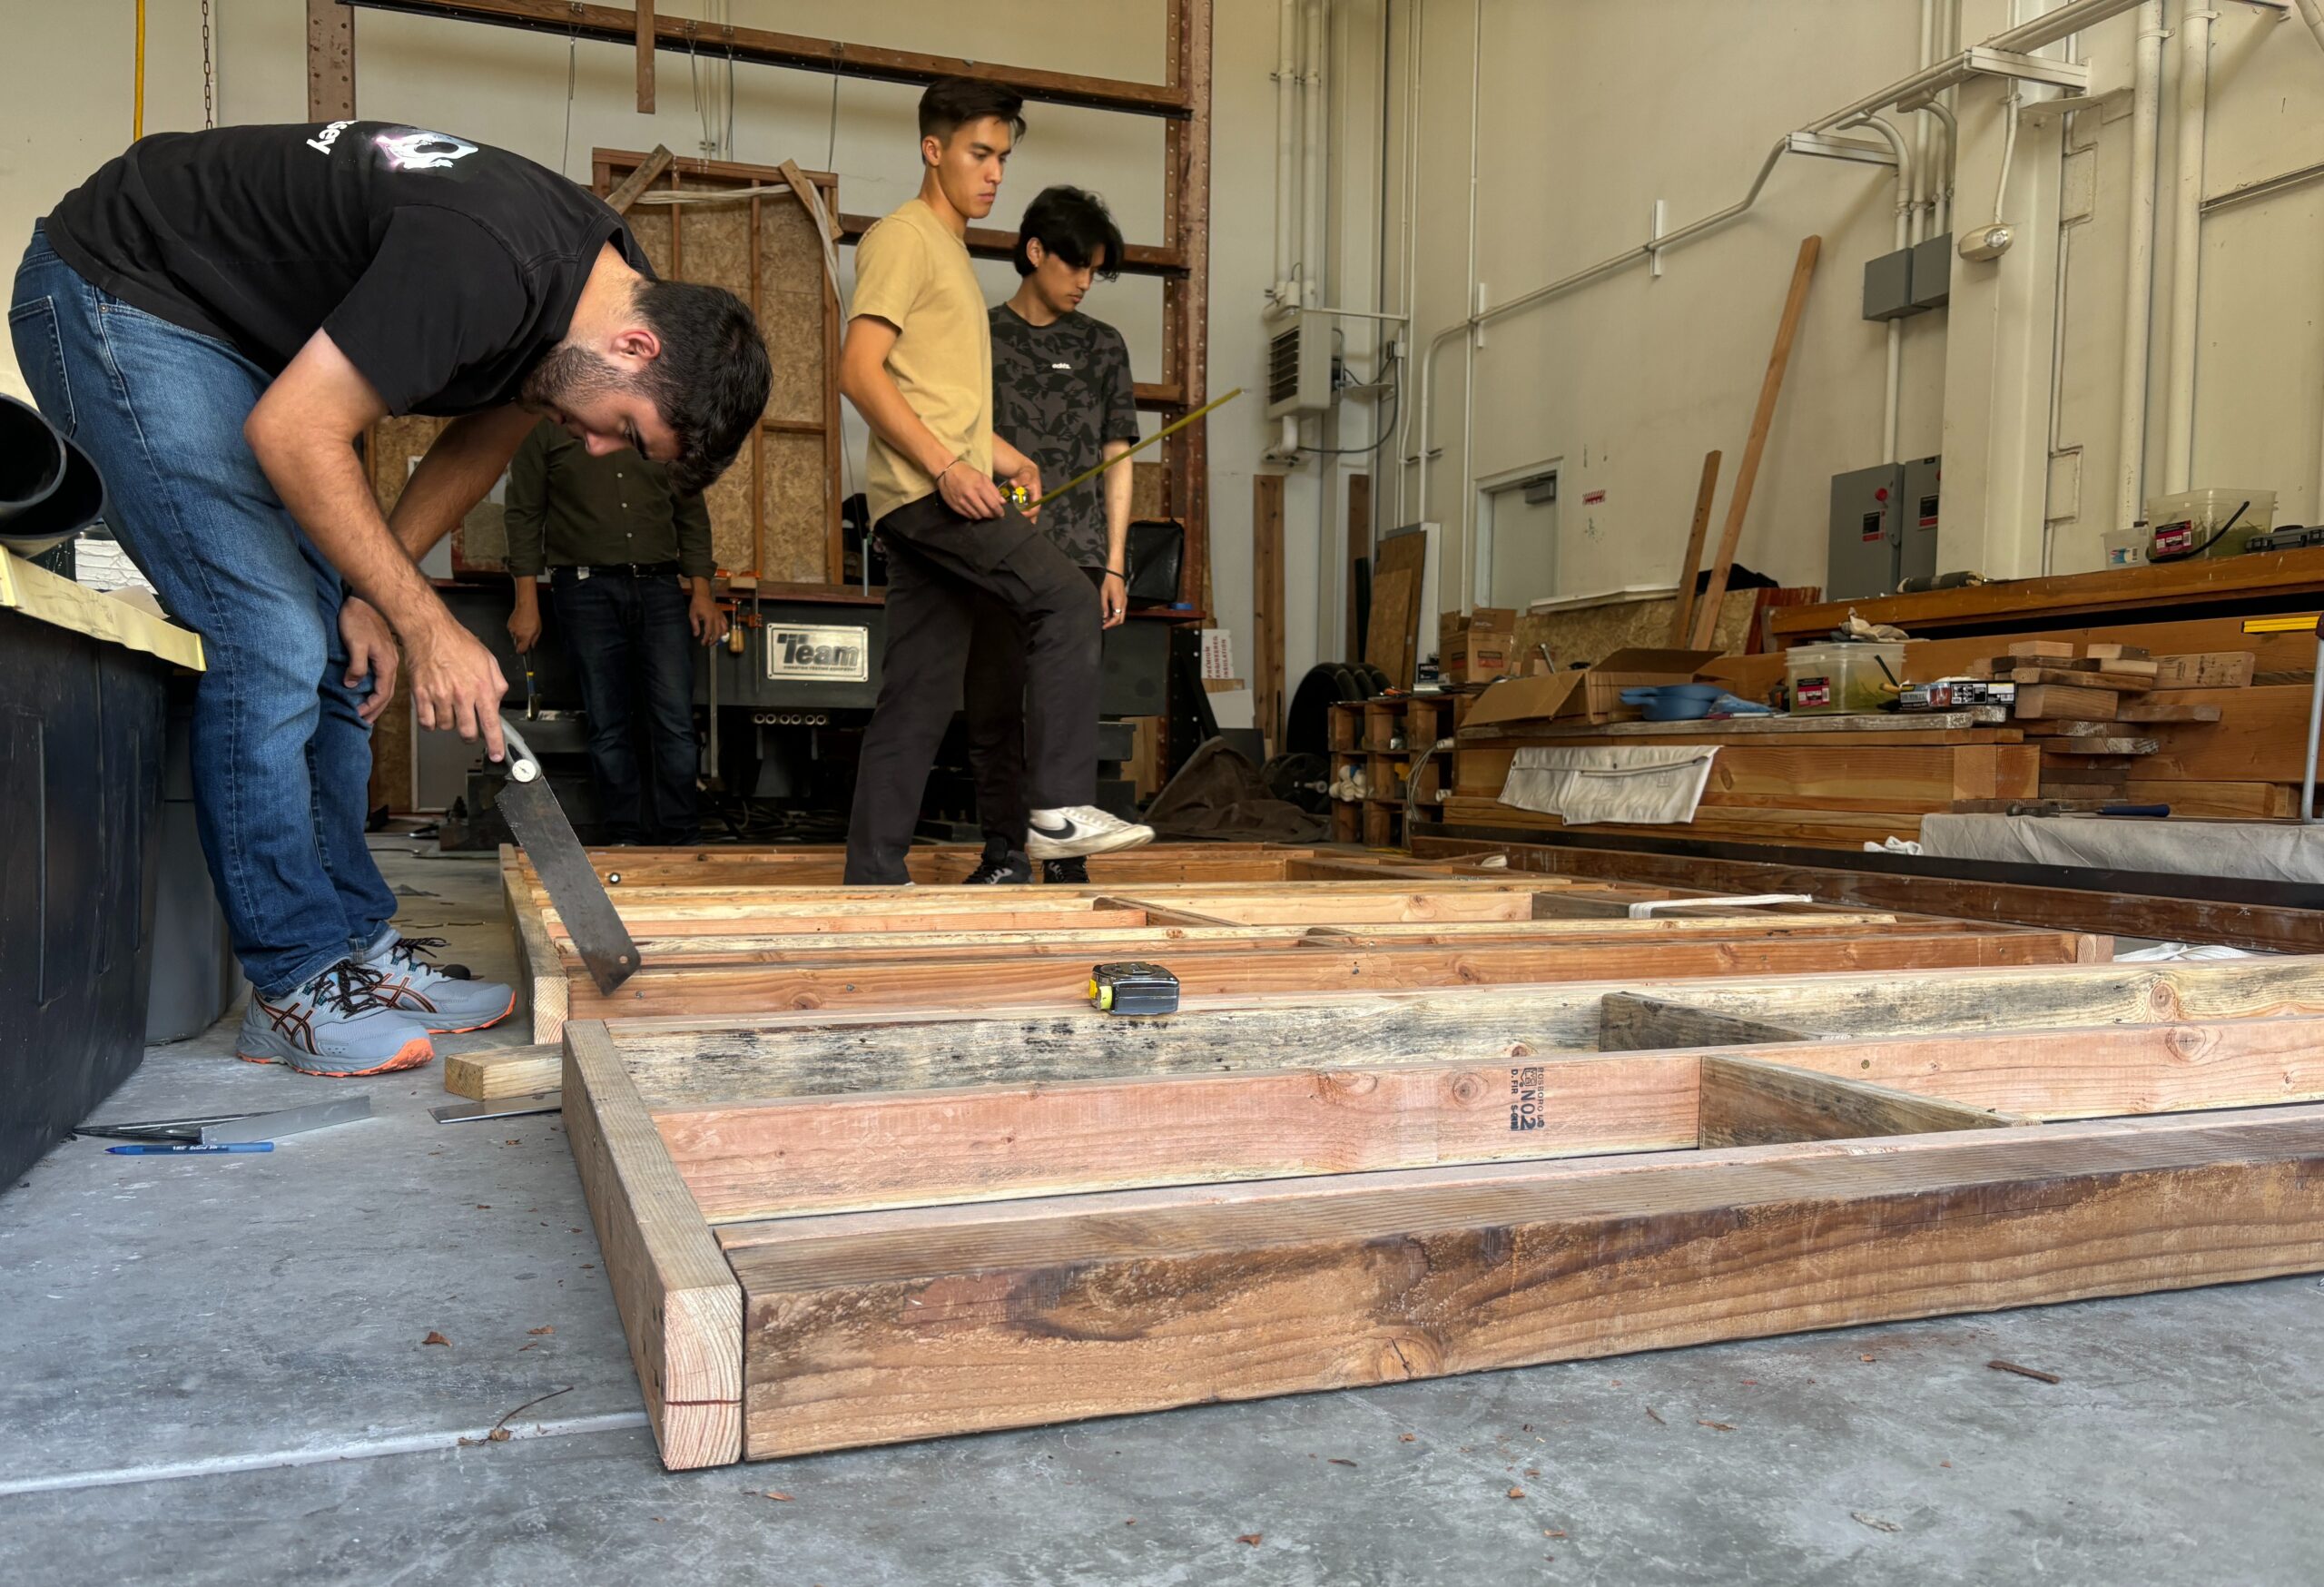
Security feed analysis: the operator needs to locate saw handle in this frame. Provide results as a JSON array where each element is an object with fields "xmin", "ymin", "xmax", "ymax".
[{"xmin": 497, "ymin": 717, "xmax": 544, "ymax": 782}]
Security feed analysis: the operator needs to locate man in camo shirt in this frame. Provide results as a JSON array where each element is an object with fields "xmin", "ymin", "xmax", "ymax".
[{"xmin": 961, "ymin": 187, "xmax": 1142, "ymax": 885}]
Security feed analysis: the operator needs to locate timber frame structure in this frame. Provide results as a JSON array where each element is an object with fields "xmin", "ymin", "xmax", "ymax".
[
  {"xmin": 309, "ymin": 0, "xmax": 1216, "ymax": 615},
  {"xmin": 556, "ymin": 951, "xmax": 2324, "ymax": 1469}
]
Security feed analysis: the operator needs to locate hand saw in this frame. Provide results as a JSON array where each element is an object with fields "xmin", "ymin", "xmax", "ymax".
[{"xmin": 495, "ymin": 718, "xmax": 640, "ymax": 994}]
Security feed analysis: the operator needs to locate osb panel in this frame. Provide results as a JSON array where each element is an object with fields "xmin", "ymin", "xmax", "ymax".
[
  {"xmin": 1508, "ymin": 588, "xmax": 1756, "ymax": 669},
  {"xmin": 759, "ymin": 194, "xmax": 829, "ymax": 425},
  {"xmin": 369, "ymin": 416, "xmax": 448, "ymax": 514},
  {"xmin": 369, "ymin": 687, "xmax": 415, "ymax": 814},
  {"xmin": 680, "ymin": 192, "xmax": 754, "ymax": 299},
  {"xmin": 629, "ymin": 208, "xmax": 675, "ymax": 280},
  {"xmin": 1132, "ymin": 460, "xmax": 1165, "ymax": 522},
  {"xmin": 761, "ymin": 430, "xmax": 831, "ymax": 583},
  {"xmin": 704, "ymin": 450, "xmax": 757, "ymax": 576}
]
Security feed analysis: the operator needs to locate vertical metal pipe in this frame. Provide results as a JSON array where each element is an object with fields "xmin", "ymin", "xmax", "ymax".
[
  {"xmin": 2162, "ymin": 3, "xmax": 2215, "ymax": 495},
  {"xmin": 2114, "ymin": 1, "xmax": 2164, "ymax": 529}
]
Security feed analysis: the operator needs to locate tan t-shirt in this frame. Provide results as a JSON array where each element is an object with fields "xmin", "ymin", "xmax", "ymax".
[{"xmin": 849, "ymin": 197, "xmax": 993, "ymax": 527}]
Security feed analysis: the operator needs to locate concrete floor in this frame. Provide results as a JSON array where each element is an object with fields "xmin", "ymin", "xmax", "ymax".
[{"xmin": 2, "ymin": 841, "xmax": 2320, "ymax": 1585}]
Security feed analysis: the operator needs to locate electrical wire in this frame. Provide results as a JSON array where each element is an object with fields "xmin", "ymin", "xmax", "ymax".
[{"xmin": 1298, "ymin": 355, "xmax": 1403, "ymax": 456}]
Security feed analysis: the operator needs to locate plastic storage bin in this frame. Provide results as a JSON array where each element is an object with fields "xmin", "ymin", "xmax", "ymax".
[
  {"xmin": 1786, "ymin": 642, "xmax": 1906, "ymax": 715},
  {"xmin": 2144, "ymin": 488, "xmax": 2276, "ymax": 559}
]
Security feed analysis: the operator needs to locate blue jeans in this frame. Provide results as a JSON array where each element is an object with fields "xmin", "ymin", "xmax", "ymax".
[
  {"xmin": 10, "ymin": 229, "xmax": 398, "ymax": 997},
  {"xmin": 548, "ymin": 567, "xmax": 701, "ymax": 844}
]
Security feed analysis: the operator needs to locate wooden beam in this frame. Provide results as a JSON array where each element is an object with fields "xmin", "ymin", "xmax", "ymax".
[
  {"xmin": 345, "ymin": 0, "xmax": 1190, "ymax": 116},
  {"xmin": 654, "ymin": 1052, "xmax": 1703, "ymax": 1222},
  {"xmin": 1598, "ymin": 992, "xmax": 1826, "ymax": 1052},
  {"xmin": 563, "ymin": 1022, "xmax": 741, "ymax": 1469},
  {"xmin": 1691, "ymin": 237, "xmax": 1819, "ymax": 649},
  {"xmin": 1667, "ymin": 449, "xmax": 1722, "ymax": 647},
  {"xmin": 1413, "ymin": 835, "xmax": 2322, "ymax": 955},
  {"xmin": 1255, "ymin": 473, "xmax": 1285, "ymax": 752},
  {"xmin": 1696, "ymin": 1055, "xmax": 2022, "ymax": 1148},
  {"xmin": 444, "ymin": 1044, "xmax": 563, "ymax": 1100},
  {"xmin": 835, "ymin": 213, "xmax": 1186, "ymax": 278},
  {"xmin": 603, "ymin": 145, "xmax": 674, "ymax": 216},
  {"xmin": 1346, "ymin": 473, "xmax": 1372, "ymax": 664},
  {"xmin": 725, "ymin": 1109, "xmax": 2324, "ymax": 1457},
  {"xmin": 307, "ymin": 0, "xmax": 355, "ymax": 119},
  {"xmin": 633, "ymin": 0, "xmax": 654, "ymax": 112}
]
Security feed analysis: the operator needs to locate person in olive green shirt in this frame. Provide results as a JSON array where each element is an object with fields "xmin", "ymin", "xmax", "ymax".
[{"xmin": 504, "ymin": 417, "xmax": 726, "ymax": 843}]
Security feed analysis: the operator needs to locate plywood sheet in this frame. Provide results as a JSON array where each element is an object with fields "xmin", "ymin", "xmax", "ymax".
[
  {"xmin": 758, "ymin": 195, "xmax": 829, "ymax": 426},
  {"xmin": 761, "ymin": 430, "xmax": 830, "ymax": 583}
]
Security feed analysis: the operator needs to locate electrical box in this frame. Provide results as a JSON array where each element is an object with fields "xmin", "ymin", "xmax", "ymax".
[
  {"xmin": 1827, "ymin": 463, "xmax": 1905, "ymax": 600},
  {"xmin": 1827, "ymin": 457, "xmax": 1943, "ymax": 599},
  {"xmin": 1910, "ymin": 234, "xmax": 1952, "ymax": 310},
  {"xmin": 1265, "ymin": 310, "xmax": 1333, "ymax": 419},
  {"xmin": 1900, "ymin": 454, "xmax": 1943, "ymax": 586},
  {"xmin": 1862, "ymin": 248, "xmax": 1916, "ymax": 321}
]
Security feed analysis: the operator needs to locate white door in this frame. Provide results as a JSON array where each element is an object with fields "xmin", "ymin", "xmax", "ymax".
[{"xmin": 1482, "ymin": 479, "xmax": 1558, "ymax": 610}]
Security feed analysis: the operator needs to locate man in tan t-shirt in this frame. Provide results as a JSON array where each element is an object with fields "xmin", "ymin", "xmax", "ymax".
[{"xmin": 839, "ymin": 77, "xmax": 1153, "ymax": 884}]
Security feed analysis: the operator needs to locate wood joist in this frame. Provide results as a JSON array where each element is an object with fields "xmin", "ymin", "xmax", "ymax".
[
  {"xmin": 559, "ymin": 952, "xmax": 2324, "ymax": 1467},
  {"xmin": 495, "ymin": 845, "xmax": 2097, "ymax": 1042}
]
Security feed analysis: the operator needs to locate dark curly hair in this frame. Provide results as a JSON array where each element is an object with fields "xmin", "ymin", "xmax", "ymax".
[
  {"xmin": 1011, "ymin": 185, "xmax": 1125, "ymax": 281},
  {"xmin": 631, "ymin": 278, "xmax": 770, "ymax": 494}
]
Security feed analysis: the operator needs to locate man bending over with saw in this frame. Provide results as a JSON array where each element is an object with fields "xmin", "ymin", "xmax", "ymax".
[
  {"xmin": 839, "ymin": 79, "xmax": 1155, "ymax": 885},
  {"xmin": 14, "ymin": 123, "xmax": 769, "ymax": 1076}
]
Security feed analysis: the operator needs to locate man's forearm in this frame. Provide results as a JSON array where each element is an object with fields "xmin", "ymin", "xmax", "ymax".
[
  {"xmin": 388, "ymin": 408, "xmax": 540, "ymax": 561},
  {"xmin": 254, "ymin": 426, "xmax": 448, "ymax": 639},
  {"xmin": 1102, "ymin": 439, "xmax": 1133, "ymax": 570},
  {"xmin": 511, "ymin": 576, "xmax": 540, "ymax": 610}
]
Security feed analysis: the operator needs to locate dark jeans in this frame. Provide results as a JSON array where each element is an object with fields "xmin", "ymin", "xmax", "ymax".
[
  {"xmin": 548, "ymin": 567, "xmax": 700, "ymax": 845},
  {"xmin": 843, "ymin": 495, "xmax": 1100, "ymax": 884},
  {"xmin": 9, "ymin": 228, "xmax": 397, "ymax": 996},
  {"xmin": 967, "ymin": 565, "xmax": 1107, "ymax": 853}
]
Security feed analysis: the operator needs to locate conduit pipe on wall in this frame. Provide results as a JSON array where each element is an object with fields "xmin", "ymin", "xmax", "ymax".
[
  {"xmin": 1274, "ymin": 0, "xmax": 1298, "ymax": 307},
  {"xmin": 2162, "ymin": 1, "xmax": 2215, "ymax": 496},
  {"xmin": 1847, "ymin": 115, "xmax": 1916, "ymax": 465},
  {"xmin": 1303, "ymin": 0, "xmax": 1328, "ymax": 307},
  {"xmin": 1407, "ymin": 0, "xmax": 2149, "ymax": 531},
  {"xmin": 1924, "ymin": 99, "xmax": 1958, "ymax": 232},
  {"xmin": 2114, "ymin": 1, "xmax": 2165, "ymax": 530}
]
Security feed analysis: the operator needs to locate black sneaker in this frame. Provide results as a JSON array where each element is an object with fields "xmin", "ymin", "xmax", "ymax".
[
  {"xmin": 962, "ymin": 850, "xmax": 1032, "ymax": 884},
  {"xmin": 1041, "ymin": 857, "xmax": 1089, "ymax": 885}
]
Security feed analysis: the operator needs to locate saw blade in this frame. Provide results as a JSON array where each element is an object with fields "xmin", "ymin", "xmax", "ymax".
[{"xmin": 496, "ymin": 722, "xmax": 639, "ymax": 995}]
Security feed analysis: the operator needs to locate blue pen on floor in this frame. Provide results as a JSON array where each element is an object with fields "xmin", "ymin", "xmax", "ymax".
[{"xmin": 106, "ymin": 1142, "xmax": 274, "ymax": 1156}]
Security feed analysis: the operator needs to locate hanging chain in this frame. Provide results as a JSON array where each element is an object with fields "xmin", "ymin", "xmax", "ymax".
[{"xmin": 200, "ymin": 0, "xmax": 214, "ymax": 128}]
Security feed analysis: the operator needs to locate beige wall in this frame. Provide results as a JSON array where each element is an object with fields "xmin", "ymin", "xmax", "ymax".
[{"xmin": 1374, "ymin": 0, "xmax": 2324, "ymax": 610}]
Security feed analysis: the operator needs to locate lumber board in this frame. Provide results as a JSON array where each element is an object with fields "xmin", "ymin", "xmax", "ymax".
[
  {"xmin": 502, "ymin": 861, "xmax": 567, "ymax": 1043},
  {"xmin": 727, "ymin": 1111, "xmax": 2324, "ymax": 1457},
  {"xmin": 2153, "ymin": 652, "xmax": 2256, "ymax": 689},
  {"xmin": 2008, "ymin": 666, "xmax": 2154, "ymax": 693},
  {"xmin": 2014, "ymin": 685, "xmax": 2120, "ymax": 722},
  {"xmin": 444, "ymin": 1044, "xmax": 562, "ymax": 1100},
  {"xmin": 1597, "ymin": 992, "xmax": 1827, "ymax": 1051},
  {"xmin": 1667, "ymin": 448, "xmax": 1723, "ymax": 647},
  {"xmin": 563, "ymin": 1023, "xmax": 742, "ymax": 1470},
  {"xmin": 652, "ymin": 1052, "xmax": 1703, "ymax": 1222},
  {"xmin": 1410, "ymin": 836, "xmax": 2321, "ymax": 955},
  {"xmin": 1694, "ymin": 1056, "xmax": 2023, "ymax": 1147},
  {"xmin": 2121, "ymin": 781, "xmax": 2297, "ymax": 818},
  {"xmin": 2113, "ymin": 700, "xmax": 2221, "ymax": 724},
  {"xmin": 562, "ymin": 931, "xmax": 2086, "ymax": 1026},
  {"xmin": 2139, "ymin": 686, "xmax": 2324, "ymax": 783}
]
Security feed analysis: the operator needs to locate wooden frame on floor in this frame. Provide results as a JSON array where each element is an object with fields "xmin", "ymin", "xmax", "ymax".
[{"xmin": 558, "ymin": 953, "xmax": 2324, "ymax": 1467}]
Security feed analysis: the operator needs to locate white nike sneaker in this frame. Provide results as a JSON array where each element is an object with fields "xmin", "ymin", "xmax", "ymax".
[{"xmin": 1023, "ymin": 806, "xmax": 1155, "ymax": 860}]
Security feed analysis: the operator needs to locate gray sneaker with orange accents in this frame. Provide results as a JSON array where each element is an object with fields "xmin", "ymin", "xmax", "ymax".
[
  {"xmin": 235, "ymin": 960, "xmax": 436, "ymax": 1078},
  {"xmin": 359, "ymin": 929, "xmax": 517, "ymax": 1035}
]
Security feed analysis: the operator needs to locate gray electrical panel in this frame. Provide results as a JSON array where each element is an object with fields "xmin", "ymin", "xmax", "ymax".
[
  {"xmin": 1827, "ymin": 456, "xmax": 1943, "ymax": 599},
  {"xmin": 1900, "ymin": 454, "xmax": 1942, "ymax": 586},
  {"xmin": 1827, "ymin": 463, "xmax": 1904, "ymax": 600}
]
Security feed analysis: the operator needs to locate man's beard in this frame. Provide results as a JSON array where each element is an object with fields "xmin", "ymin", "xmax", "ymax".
[{"xmin": 520, "ymin": 344, "xmax": 623, "ymax": 412}]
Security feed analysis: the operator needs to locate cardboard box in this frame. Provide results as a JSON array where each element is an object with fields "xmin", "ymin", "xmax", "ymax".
[
  {"xmin": 1462, "ymin": 647, "xmax": 1722, "ymax": 730},
  {"xmin": 1440, "ymin": 607, "xmax": 1518, "ymax": 644},
  {"xmin": 1440, "ymin": 629, "xmax": 1514, "ymax": 685}
]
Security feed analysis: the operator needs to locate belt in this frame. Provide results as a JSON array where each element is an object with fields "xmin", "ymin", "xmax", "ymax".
[{"xmin": 559, "ymin": 561, "xmax": 683, "ymax": 578}]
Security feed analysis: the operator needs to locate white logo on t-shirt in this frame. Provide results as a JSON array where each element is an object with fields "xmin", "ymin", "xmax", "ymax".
[{"xmin": 373, "ymin": 129, "xmax": 480, "ymax": 172}]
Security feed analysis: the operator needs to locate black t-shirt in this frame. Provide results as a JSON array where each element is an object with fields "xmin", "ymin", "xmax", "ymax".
[
  {"xmin": 43, "ymin": 122, "xmax": 650, "ymax": 418},
  {"xmin": 989, "ymin": 303, "xmax": 1139, "ymax": 570}
]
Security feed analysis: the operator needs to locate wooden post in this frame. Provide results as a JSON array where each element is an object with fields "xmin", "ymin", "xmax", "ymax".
[
  {"xmin": 1666, "ymin": 449, "xmax": 1722, "ymax": 647},
  {"xmin": 307, "ymin": 0, "xmax": 354, "ymax": 120},
  {"xmin": 1254, "ymin": 474, "xmax": 1285, "ymax": 752},
  {"xmin": 635, "ymin": 0, "xmax": 655, "ymax": 113},
  {"xmin": 1691, "ymin": 237, "xmax": 1820, "ymax": 651},
  {"xmin": 1346, "ymin": 473, "xmax": 1371, "ymax": 663}
]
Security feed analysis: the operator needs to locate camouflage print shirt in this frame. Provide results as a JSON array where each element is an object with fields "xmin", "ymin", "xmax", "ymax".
[{"xmin": 989, "ymin": 303, "xmax": 1140, "ymax": 570}]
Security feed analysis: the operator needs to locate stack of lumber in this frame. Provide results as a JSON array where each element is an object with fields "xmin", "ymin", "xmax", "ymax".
[{"xmin": 556, "ymin": 952, "xmax": 2324, "ymax": 1469}]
